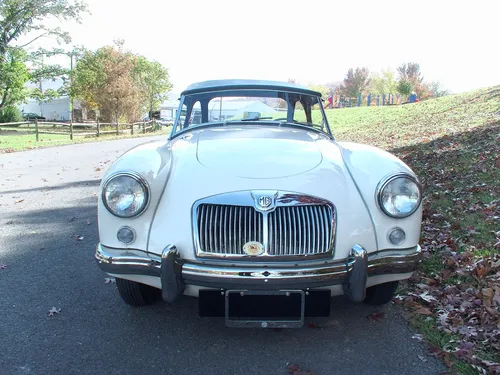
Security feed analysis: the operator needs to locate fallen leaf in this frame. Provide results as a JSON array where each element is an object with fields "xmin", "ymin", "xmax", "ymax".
[
  {"xmin": 69, "ymin": 217, "xmax": 76, "ymax": 222},
  {"xmin": 307, "ymin": 321, "xmax": 322, "ymax": 329},
  {"xmin": 104, "ymin": 277, "xmax": 116, "ymax": 284},
  {"xmin": 48, "ymin": 307, "xmax": 61, "ymax": 317},
  {"xmin": 415, "ymin": 306, "xmax": 433, "ymax": 315},
  {"xmin": 15, "ymin": 199, "xmax": 24, "ymax": 204},
  {"xmin": 367, "ymin": 312, "xmax": 386, "ymax": 322},
  {"xmin": 94, "ymin": 167, "xmax": 101, "ymax": 172},
  {"xmin": 412, "ymin": 334, "xmax": 424, "ymax": 342},
  {"xmin": 73, "ymin": 235, "xmax": 84, "ymax": 241},
  {"xmin": 0, "ymin": 264, "xmax": 7, "ymax": 269},
  {"xmin": 85, "ymin": 219, "xmax": 92, "ymax": 225}
]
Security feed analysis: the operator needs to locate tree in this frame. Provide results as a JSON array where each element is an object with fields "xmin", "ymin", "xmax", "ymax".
[
  {"xmin": 72, "ymin": 43, "xmax": 141, "ymax": 123},
  {"xmin": 369, "ymin": 69, "xmax": 397, "ymax": 96},
  {"xmin": 339, "ymin": 67, "xmax": 370, "ymax": 98},
  {"xmin": 397, "ymin": 80, "xmax": 413, "ymax": 97},
  {"xmin": 396, "ymin": 62, "xmax": 423, "ymax": 84},
  {"xmin": 0, "ymin": 49, "xmax": 29, "ymax": 109},
  {"xmin": 71, "ymin": 42, "xmax": 172, "ymax": 123},
  {"xmin": 397, "ymin": 62, "xmax": 428, "ymax": 98},
  {"xmin": 134, "ymin": 57, "xmax": 173, "ymax": 116},
  {"xmin": 427, "ymin": 81, "xmax": 451, "ymax": 98},
  {"xmin": 307, "ymin": 84, "xmax": 329, "ymax": 97},
  {"xmin": 0, "ymin": 0, "xmax": 88, "ymax": 108}
]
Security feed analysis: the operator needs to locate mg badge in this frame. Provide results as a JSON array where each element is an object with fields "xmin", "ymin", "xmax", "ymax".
[
  {"xmin": 243, "ymin": 241, "xmax": 264, "ymax": 256},
  {"xmin": 258, "ymin": 195, "xmax": 272, "ymax": 209}
]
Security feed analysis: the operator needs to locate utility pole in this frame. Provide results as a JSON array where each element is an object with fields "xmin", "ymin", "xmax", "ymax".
[{"xmin": 69, "ymin": 52, "xmax": 74, "ymax": 140}]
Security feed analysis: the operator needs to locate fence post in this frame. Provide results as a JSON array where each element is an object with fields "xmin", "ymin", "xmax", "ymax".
[
  {"xmin": 97, "ymin": 118, "xmax": 100, "ymax": 137},
  {"xmin": 70, "ymin": 117, "xmax": 73, "ymax": 140},
  {"xmin": 143, "ymin": 121, "xmax": 146, "ymax": 134},
  {"xmin": 357, "ymin": 94, "xmax": 361, "ymax": 107},
  {"xmin": 131, "ymin": 123, "xmax": 134, "ymax": 135},
  {"xmin": 35, "ymin": 119, "xmax": 39, "ymax": 142},
  {"xmin": 116, "ymin": 122, "xmax": 119, "ymax": 135},
  {"xmin": 367, "ymin": 93, "xmax": 371, "ymax": 106}
]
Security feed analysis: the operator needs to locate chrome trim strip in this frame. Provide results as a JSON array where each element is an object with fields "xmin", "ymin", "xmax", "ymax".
[{"xmin": 95, "ymin": 244, "xmax": 422, "ymax": 290}]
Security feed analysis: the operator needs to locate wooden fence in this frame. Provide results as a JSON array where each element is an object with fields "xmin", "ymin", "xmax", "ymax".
[{"xmin": 0, "ymin": 119, "xmax": 158, "ymax": 142}]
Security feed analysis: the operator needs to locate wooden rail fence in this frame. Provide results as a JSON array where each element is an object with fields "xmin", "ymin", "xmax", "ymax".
[{"xmin": 0, "ymin": 119, "xmax": 159, "ymax": 142}]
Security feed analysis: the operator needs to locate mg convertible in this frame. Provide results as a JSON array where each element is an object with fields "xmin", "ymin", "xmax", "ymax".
[{"xmin": 95, "ymin": 79, "xmax": 422, "ymax": 328}]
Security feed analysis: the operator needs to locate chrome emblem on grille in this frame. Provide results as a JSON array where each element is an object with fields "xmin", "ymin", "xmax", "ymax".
[
  {"xmin": 243, "ymin": 241, "xmax": 264, "ymax": 256},
  {"xmin": 258, "ymin": 196, "xmax": 272, "ymax": 208}
]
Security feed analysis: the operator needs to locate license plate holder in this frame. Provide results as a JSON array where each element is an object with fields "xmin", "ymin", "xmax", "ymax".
[{"xmin": 225, "ymin": 290, "xmax": 305, "ymax": 328}]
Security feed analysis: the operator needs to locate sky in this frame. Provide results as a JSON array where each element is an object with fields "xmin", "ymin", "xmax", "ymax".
[{"xmin": 27, "ymin": 0, "xmax": 500, "ymax": 97}]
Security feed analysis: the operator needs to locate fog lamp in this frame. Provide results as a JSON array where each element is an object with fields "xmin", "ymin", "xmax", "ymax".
[
  {"xmin": 117, "ymin": 226, "xmax": 135, "ymax": 244},
  {"xmin": 388, "ymin": 227, "xmax": 406, "ymax": 245}
]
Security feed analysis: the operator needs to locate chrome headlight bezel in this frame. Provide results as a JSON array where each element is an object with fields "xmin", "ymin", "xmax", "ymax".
[
  {"xmin": 101, "ymin": 172, "xmax": 150, "ymax": 218},
  {"xmin": 376, "ymin": 173, "xmax": 422, "ymax": 218}
]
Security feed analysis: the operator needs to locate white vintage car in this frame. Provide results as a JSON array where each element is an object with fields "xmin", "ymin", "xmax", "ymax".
[{"xmin": 95, "ymin": 79, "xmax": 423, "ymax": 328}]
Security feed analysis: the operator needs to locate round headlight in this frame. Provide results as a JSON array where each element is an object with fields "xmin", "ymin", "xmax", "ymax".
[
  {"xmin": 102, "ymin": 173, "xmax": 149, "ymax": 218},
  {"xmin": 377, "ymin": 174, "xmax": 421, "ymax": 218}
]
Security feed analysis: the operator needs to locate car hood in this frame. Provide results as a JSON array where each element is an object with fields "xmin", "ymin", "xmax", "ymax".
[{"xmin": 194, "ymin": 126, "xmax": 324, "ymax": 178}]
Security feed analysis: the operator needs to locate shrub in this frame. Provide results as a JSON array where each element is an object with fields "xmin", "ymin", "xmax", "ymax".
[{"xmin": 0, "ymin": 106, "xmax": 23, "ymax": 123}]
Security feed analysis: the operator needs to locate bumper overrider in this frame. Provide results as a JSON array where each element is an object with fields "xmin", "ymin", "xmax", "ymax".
[{"xmin": 95, "ymin": 244, "xmax": 422, "ymax": 303}]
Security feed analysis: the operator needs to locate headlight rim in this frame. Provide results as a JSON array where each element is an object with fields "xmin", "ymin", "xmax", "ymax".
[
  {"xmin": 101, "ymin": 171, "xmax": 150, "ymax": 218},
  {"xmin": 376, "ymin": 172, "xmax": 422, "ymax": 218}
]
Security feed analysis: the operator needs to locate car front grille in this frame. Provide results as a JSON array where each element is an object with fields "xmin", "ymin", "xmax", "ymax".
[{"xmin": 194, "ymin": 192, "xmax": 335, "ymax": 259}]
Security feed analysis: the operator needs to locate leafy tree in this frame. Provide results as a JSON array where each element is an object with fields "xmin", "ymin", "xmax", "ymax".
[
  {"xmin": 0, "ymin": 0, "xmax": 88, "ymax": 108},
  {"xmin": 0, "ymin": 48, "xmax": 29, "ymax": 109},
  {"xmin": 397, "ymin": 62, "xmax": 429, "ymax": 99},
  {"xmin": 307, "ymin": 84, "xmax": 329, "ymax": 97},
  {"xmin": 369, "ymin": 69, "xmax": 397, "ymax": 95},
  {"xmin": 427, "ymin": 81, "xmax": 451, "ymax": 97},
  {"xmin": 339, "ymin": 67, "xmax": 370, "ymax": 98},
  {"xmin": 0, "ymin": 105, "xmax": 23, "ymax": 123},
  {"xmin": 397, "ymin": 62, "xmax": 423, "ymax": 84},
  {"xmin": 397, "ymin": 80, "xmax": 413, "ymax": 97},
  {"xmin": 71, "ymin": 42, "xmax": 172, "ymax": 123},
  {"xmin": 72, "ymin": 43, "xmax": 141, "ymax": 123},
  {"xmin": 134, "ymin": 57, "xmax": 173, "ymax": 116}
]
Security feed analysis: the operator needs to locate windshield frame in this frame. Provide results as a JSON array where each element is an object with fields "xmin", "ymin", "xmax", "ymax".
[{"xmin": 169, "ymin": 88, "xmax": 333, "ymax": 140}]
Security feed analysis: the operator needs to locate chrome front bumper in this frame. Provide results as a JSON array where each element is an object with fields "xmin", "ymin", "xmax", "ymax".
[{"xmin": 95, "ymin": 244, "xmax": 422, "ymax": 303}]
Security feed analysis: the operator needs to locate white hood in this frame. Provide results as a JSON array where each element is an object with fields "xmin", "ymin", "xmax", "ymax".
[{"xmin": 195, "ymin": 126, "xmax": 323, "ymax": 178}]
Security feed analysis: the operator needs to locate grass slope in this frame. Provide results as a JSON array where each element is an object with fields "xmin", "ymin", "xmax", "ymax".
[{"xmin": 327, "ymin": 86, "xmax": 500, "ymax": 374}]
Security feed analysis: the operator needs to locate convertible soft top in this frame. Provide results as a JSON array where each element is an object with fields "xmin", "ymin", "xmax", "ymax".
[{"xmin": 181, "ymin": 79, "xmax": 323, "ymax": 97}]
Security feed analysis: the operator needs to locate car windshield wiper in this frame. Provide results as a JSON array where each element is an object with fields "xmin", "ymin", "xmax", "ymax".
[{"xmin": 239, "ymin": 117, "xmax": 274, "ymax": 121}]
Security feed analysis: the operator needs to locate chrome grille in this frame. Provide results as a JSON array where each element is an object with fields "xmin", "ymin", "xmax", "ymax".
[
  {"xmin": 268, "ymin": 205, "xmax": 332, "ymax": 255},
  {"xmin": 194, "ymin": 191, "xmax": 335, "ymax": 259},
  {"xmin": 197, "ymin": 204, "xmax": 264, "ymax": 255}
]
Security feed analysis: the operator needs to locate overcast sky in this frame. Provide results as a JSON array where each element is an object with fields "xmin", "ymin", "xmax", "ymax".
[{"xmin": 29, "ymin": 0, "xmax": 500, "ymax": 96}]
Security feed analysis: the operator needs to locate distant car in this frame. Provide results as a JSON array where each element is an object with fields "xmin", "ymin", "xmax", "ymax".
[
  {"xmin": 22, "ymin": 113, "xmax": 46, "ymax": 121},
  {"xmin": 95, "ymin": 79, "xmax": 423, "ymax": 328},
  {"xmin": 156, "ymin": 118, "xmax": 173, "ymax": 126}
]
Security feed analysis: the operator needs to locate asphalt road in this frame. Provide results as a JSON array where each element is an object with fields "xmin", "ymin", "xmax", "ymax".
[{"xmin": 0, "ymin": 137, "xmax": 445, "ymax": 375}]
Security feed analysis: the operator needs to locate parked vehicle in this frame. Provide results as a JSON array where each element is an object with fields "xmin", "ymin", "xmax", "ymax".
[
  {"xmin": 22, "ymin": 113, "xmax": 46, "ymax": 121},
  {"xmin": 95, "ymin": 79, "xmax": 423, "ymax": 328}
]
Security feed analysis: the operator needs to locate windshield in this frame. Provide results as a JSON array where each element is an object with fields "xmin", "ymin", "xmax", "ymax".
[{"xmin": 171, "ymin": 89, "xmax": 331, "ymax": 137}]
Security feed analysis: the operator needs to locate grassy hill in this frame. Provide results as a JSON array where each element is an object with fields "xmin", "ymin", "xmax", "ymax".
[{"xmin": 327, "ymin": 86, "xmax": 499, "ymax": 374}]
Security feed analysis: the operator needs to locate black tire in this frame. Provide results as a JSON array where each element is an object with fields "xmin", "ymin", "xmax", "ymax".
[
  {"xmin": 116, "ymin": 278, "xmax": 161, "ymax": 306},
  {"xmin": 363, "ymin": 281, "xmax": 398, "ymax": 305}
]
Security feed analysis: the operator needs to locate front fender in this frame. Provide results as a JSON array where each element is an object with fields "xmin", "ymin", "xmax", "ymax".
[
  {"xmin": 98, "ymin": 140, "xmax": 172, "ymax": 251},
  {"xmin": 337, "ymin": 142, "xmax": 422, "ymax": 250}
]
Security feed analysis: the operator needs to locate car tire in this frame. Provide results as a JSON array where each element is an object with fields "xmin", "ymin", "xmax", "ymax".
[
  {"xmin": 116, "ymin": 278, "xmax": 161, "ymax": 306},
  {"xmin": 363, "ymin": 281, "xmax": 398, "ymax": 305}
]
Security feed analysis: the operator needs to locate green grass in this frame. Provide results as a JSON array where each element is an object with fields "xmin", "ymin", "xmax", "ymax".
[
  {"xmin": 323, "ymin": 85, "xmax": 500, "ymax": 374},
  {"xmin": 0, "ymin": 126, "xmax": 172, "ymax": 152}
]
